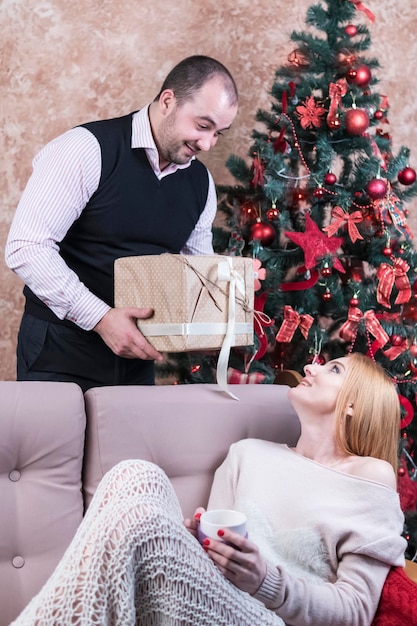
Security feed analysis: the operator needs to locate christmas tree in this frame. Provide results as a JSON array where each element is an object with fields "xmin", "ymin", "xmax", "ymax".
[{"xmin": 157, "ymin": 0, "xmax": 417, "ymax": 557}]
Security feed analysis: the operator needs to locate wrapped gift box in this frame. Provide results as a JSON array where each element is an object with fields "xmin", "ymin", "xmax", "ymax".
[{"xmin": 114, "ymin": 254, "xmax": 254, "ymax": 352}]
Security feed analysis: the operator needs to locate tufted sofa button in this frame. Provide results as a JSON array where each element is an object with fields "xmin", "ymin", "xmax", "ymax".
[
  {"xmin": 9, "ymin": 469, "xmax": 21, "ymax": 482},
  {"xmin": 12, "ymin": 556, "xmax": 25, "ymax": 568}
]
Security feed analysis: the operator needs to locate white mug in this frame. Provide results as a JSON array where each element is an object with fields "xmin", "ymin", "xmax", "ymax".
[{"xmin": 198, "ymin": 509, "xmax": 247, "ymax": 544}]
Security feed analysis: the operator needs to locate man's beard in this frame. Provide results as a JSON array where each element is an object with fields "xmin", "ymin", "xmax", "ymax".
[
  {"xmin": 164, "ymin": 140, "xmax": 192, "ymax": 165},
  {"xmin": 158, "ymin": 112, "xmax": 197, "ymax": 165}
]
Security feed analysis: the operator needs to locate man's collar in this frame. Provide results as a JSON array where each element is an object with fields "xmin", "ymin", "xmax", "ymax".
[
  {"xmin": 131, "ymin": 106, "xmax": 194, "ymax": 174},
  {"xmin": 131, "ymin": 106, "xmax": 156, "ymax": 150}
]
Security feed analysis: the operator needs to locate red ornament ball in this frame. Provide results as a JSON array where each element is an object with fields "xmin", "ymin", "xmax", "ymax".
[
  {"xmin": 266, "ymin": 207, "xmax": 280, "ymax": 220},
  {"xmin": 345, "ymin": 108, "xmax": 369, "ymax": 135},
  {"xmin": 337, "ymin": 50, "xmax": 355, "ymax": 66},
  {"xmin": 374, "ymin": 109, "xmax": 384, "ymax": 121},
  {"xmin": 313, "ymin": 186, "xmax": 325, "ymax": 198},
  {"xmin": 324, "ymin": 172, "xmax": 337, "ymax": 186},
  {"xmin": 366, "ymin": 177, "xmax": 388, "ymax": 199},
  {"xmin": 391, "ymin": 334, "xmax": 403, "ymax": 346},
  {"xmin": 382, "ymin": 246, "xmax": 393, "ymax": 257},
  {"xmin": 322, "ymin": 290, "xmax": 332, "ymax": 302},
  {"xmin": 312, "ymin": 353, "xmax": 326, "ymax": 365},
  {"xmin": 242, "ymin": 202, "xmax": 257, "ymax": 218},
  {"xmin": 249, "ymin": 221, "xmax": 276, "ymax": 246},
  {"xmin": 402, "ymin": 302, "xmax": 417, "ymax": 323},
  {"xmin": 327, "ymin": 117, "xmax": 341, "ymax": 130},
  {"xmin": 354, "ymin": 64, "xmax": 372, "ymax": 88},
  {"xmin": 346, "ymin": 68, "xmax": 357, "ymax": 84},
  {"xmin": 398, "ymin": 167, "xmax": 417, "ymax": 186},
  {"xmin": 344, "ymin": 24, "xmax": 358, "ymax": 37},
  {"xmin": 321, "ymin": 266, "xmax": 332, "ymax": 277},
  {"xmin": 349, "ymin": 297, "xmax": 359, "ymax": 307}
]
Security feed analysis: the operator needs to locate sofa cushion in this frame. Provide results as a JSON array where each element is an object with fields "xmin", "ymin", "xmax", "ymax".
[
  {"xmin": 0, "ymin": 381, "xmax": 86, "ymax": 626},
  {"xmin": 83, "ymin": 383, "xmax": 300, "ymax": 515}
]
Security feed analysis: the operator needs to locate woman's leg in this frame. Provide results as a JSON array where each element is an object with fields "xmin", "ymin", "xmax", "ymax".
[{"xmin": 12, "ymin": 460, "xmax": 283, "ymax": 626}]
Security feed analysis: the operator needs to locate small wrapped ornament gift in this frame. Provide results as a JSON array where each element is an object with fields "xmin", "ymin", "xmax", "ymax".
[{"xmin": 114, "ymin": 254, "xmax": 254, "ymax": 352}]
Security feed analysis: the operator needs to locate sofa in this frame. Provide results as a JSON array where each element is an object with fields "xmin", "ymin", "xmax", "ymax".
[{"xmin": 0, "ymin": 380, "xmax": 301, "ymax": 625}]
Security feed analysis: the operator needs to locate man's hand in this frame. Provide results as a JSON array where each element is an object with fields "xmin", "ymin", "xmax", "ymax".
[{"xmin": 93, "ymin": 307, "xmax": 163, "ymax": 361}]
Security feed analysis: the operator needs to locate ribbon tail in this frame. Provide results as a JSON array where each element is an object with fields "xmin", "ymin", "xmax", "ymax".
[
  {"xmin": 365, "ymin": 313, "xmax": 390, "ymax": 347},
  {"xmin": 348, "ymin": 221, "xmax": 364, "ymax": 244},
  {"xmin": 323, "ymin": 222, "xmax": 341, "ymax": 237},
  {"xmin": 216, "ymin": 259, "xmax": 239, "ymax": 400},
  {"xmin": 350, "ymin": 0, "xmax": 376, "ymax": 22},
  {"xmin": 281, "ymin": 267, "xmax": 319, "ymax": 292},
  {"xmin": 253, "ymin": 318, "xmax": 268, "ymax": 361},
  {"xmin": 395, "ymin": 286, "xmax": 412, "ymax": 306}
]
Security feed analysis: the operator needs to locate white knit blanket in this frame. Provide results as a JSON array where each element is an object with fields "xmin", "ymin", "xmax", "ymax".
[{"xmin": 11, "ymin": 460, "xmax": 289, "ymax": 626}]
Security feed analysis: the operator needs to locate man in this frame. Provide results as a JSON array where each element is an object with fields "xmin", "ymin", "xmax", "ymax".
[{"xmin": 6, "ymin": 55, "xmax": 238, "ymax": 391}]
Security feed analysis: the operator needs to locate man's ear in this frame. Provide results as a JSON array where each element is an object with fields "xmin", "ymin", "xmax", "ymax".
[
  {"xmin": 346, "ymin": 403, "xmax": 354, "ymax": 417},
  {"xmin": 159, "ymin": 89, "xmax": 176, "ymax": 115}
]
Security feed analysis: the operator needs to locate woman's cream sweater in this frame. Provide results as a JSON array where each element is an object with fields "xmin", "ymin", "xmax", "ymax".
[{"xmin": 208, "ymin": 439, "xmax": 407, "ymax": 626}]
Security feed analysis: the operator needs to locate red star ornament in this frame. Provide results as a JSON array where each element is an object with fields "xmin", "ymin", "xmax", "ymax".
[{"xmin": 285, "ymin": 214, "xmax": 345, "ymax": 272}]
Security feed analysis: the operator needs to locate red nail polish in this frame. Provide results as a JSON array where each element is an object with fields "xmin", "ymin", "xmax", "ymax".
[
  {"xmin": 217, "ymin": 529, "xmax": 225, "ymax": 537},
  {"xmin": 202, "ymin": 538, "xmax": 210, "ymax": 547},
  {"xmin": 194, "ymin": 513, "xmax": 202, "ymax": 520}
]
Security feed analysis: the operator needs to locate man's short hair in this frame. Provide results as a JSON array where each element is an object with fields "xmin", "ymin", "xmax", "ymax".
[{"xmin": 155, "ymin": 55, "xmax": 238, "ymax": 107}]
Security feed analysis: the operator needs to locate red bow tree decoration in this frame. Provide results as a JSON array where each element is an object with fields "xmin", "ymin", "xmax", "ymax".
[
  {"xmin": 251, "ymin": 153, "xmax": 265, "ymax": 187},
  {"xmin": 273, "ymin": 127, "xmax": 288, "ymax": 154},
  {"xmin": 377, "ymin": 258, "xmax": 411, "ymax": 309},
  {"xmin": 399, "ymin": 395, "xmax": 415, "ymax": 430},
  {"xmin": 373, "ymin": 185, "xmax": 413, "ymax": 239},
  {"xmin": 348, "ymin": 0, "xmax": 375, "ymax": 22},
  {"xmin": 398, "ymin": 457, "xmax": 417, "ymax": 511},
  {"xmin": 327, "ymin": 79, "xmax": 347, "ymax": 128},
  {"xmin": 323, "ymin": 206, "xmax": 364, "ymax": 243},
  {"xmin": 383, "ymin": 337, "xmax": 409, "ymax": 361},
  {"xmin": 276, "ymin": 305, "xmax": 314, "ymax": 343},
  {"xmin": 253, "ymin": 292, "xmax": 275, "ymax": 361},
  {"xmin": 339, "ymin": 307, "xmax": 390, "ymax": 347}
]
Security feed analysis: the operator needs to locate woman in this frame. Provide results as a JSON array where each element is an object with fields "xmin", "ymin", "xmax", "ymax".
[{"xmin": 12, "ymin": 353, "xmax": 406, "ymax": 625}]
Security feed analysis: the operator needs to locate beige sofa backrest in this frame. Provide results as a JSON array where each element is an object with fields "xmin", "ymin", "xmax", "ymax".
[
  {"xmin": 83, "ymin": 383, "xmax": 300, "ymax": 515},
  {"xmin": 0, "ymin": 381, "xmax": 86, "ymax": 626}
]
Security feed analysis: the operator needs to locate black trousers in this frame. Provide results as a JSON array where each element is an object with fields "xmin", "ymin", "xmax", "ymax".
[{"xmin": 16, "ymin": 312, "xmax": 155, "ymax": 393}]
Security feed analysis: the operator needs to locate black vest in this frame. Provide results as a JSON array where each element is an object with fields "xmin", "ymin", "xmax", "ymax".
[{"xmin": 25, "ymin": 112, "xmax": 209, "ymax": 321}]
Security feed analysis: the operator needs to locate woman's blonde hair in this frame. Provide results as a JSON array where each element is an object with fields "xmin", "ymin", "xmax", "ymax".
[{"xmin": 334, "ymin": 353, "xmax": 400, "ymax": 470}]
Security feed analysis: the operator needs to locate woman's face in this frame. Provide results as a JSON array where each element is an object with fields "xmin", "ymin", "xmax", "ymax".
[{"xmin": 289, "ymin": 357, "xmax": 350, "ymax": 417}]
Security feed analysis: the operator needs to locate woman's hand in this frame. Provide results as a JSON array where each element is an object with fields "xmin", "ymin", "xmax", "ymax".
[
  {"xmin": 202, "ymin": 529, "xmax": 267, "ymax": 595},
  {"xmin": 183, "ymin": 507, "xmax": 206, "ymax": 539}
]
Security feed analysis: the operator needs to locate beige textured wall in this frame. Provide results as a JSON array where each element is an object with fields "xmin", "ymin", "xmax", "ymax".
[{"xmin": 1, "ymin": 0, "xmax": 416, "ymax": 380}]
